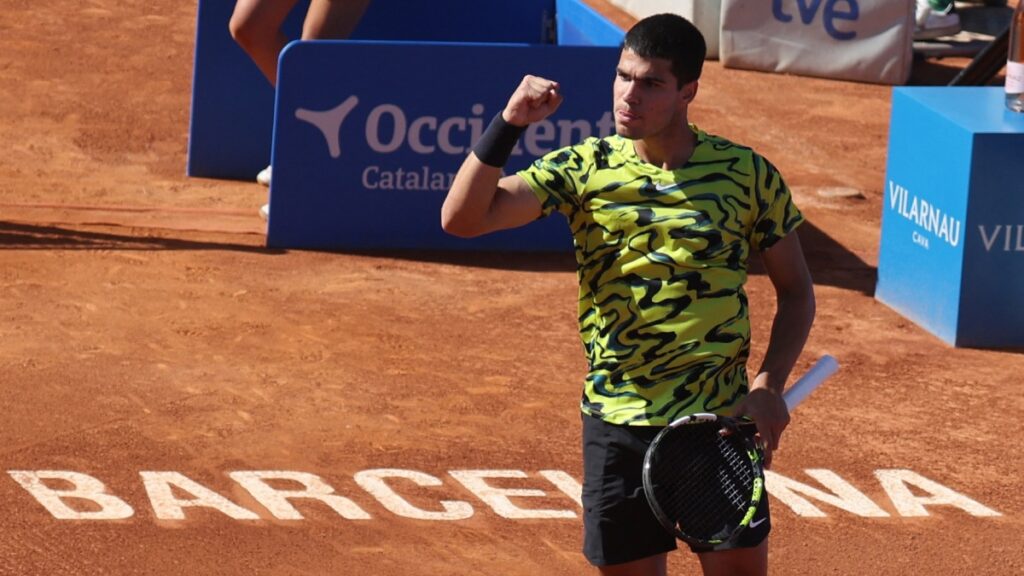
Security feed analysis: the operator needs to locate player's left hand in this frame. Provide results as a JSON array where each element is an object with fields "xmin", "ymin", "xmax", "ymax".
[{"xmin": 733, "ymin": 374, "xmax": 790, "ymax": 469}]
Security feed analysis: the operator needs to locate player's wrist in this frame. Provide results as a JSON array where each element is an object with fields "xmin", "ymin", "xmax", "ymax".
[
  {"xmin": 751, "ymin": 370, "xmax": 786, "ymax": 395},
  {"xmin": 473, "ymin": 113, "xmax": 527, "ymax": 168},
  {"xmin": 500, "ymin": 108, "xmax": 528, "ymax": 127}
]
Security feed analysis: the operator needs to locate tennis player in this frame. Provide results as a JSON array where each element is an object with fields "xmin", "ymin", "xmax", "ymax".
[{"xmin": 442, "ymin": 13, "xmax": 815, "ymax": 576}]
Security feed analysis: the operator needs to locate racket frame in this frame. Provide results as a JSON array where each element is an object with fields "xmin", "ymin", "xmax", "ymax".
[
  {"xmin": 641, "ymin": 412, "xmax": 765, "ymax": 547},
  {"xmin": 640, "ymin": 355, "xmax": 840, "ymax": 545}
]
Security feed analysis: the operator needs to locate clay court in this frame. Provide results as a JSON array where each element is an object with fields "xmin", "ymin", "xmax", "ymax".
[{"xmin": 1, "ymin": 1, "xmax": 1023, "ymax": 574}]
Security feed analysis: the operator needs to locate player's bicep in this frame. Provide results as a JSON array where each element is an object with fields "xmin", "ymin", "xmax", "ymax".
[
  {"xmin": 761, "ymin": 230, "xmax": 814, "ymax": 302},
  {"xmin": 484, "ymin": 174, "xmax": 543, "ymax": 233}
]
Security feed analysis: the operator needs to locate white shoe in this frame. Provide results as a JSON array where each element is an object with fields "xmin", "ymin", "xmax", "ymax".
[
  {"xmin": 259, "ymin": 203, "xmax": 270, "ymax": 221},
  {"xmin": 914, "ymin": 3, "xmax": 961, "ymax": 40},
  {"xmin": 256, "ymin": 165, "xmax": 272, "ymax": 187}
]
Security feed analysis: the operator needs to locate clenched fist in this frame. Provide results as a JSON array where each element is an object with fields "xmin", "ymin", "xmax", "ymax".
[{"xmin": 502, "ymin": 75, "xmax": 564, "ymax": 127}]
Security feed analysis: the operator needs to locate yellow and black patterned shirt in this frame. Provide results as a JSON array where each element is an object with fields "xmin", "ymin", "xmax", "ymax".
[{"xmin": 518, "ymin": 126, "xmax": 803, "ymax": 426}]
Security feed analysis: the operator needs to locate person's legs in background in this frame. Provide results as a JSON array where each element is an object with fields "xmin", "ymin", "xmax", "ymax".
[
  {"xmin": 302, "ymin": 0, "xmax": 370, "ymax": 41},
  {"xmin": 229, "ymin": 0, "xmax": 303, "ymax": 86},
  {"xmin": 230, "ymin": 0, "xmax": 371, "ymax": 217}
]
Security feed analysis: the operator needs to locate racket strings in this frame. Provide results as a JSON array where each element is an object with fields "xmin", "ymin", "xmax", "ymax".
[{"xmin": 647, "ymin": 423, "xmax": 758, "ymax": 542}]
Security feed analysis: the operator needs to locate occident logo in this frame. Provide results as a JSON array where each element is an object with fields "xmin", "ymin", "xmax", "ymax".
[{"xmin": 295, "ymin": 96, "xmax": 616, "ymax": 160}]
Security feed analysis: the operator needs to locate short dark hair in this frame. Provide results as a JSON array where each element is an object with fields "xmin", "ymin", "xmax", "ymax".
[{"xmin": 622, "ymin": 13, "xmax": 707, "ymax": 87}]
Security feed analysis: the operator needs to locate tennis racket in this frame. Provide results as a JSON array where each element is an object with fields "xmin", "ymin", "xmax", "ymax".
[{"xmin": 642, "ymin": 355, "xmax": 839, "ymax": 547}]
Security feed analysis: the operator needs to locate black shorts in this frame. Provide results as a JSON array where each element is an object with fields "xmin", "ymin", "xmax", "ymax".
[{"xmin": 580, "ymin": 413, "xmax": 771, "ymax": 566}]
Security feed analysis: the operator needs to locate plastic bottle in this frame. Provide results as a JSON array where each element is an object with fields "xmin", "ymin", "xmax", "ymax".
[{"xmin": 1008, "ymin": 1, "xmax": 1024, "ymax": 112}]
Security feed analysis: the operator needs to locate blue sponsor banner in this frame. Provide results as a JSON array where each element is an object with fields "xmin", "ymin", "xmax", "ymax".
[
  {"xmin": 187, "ymin": 0, "xmax": 556, "ymax": 180},
  {"xmin": 266, "ymin": 41, "xmax": 620, "ymax": 251},
  {"xmin": 876, "ymin": 87, "xmax": 1024, "ymax": 348},
  {"xmin": 556, "ymin": 0, "xmax": 625, "ymax": 46}
]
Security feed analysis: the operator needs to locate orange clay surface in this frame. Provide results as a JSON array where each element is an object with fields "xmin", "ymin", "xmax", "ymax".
[{"xmin": 1, "ymin": 1, "xmax": 1022, "ymax": 575}]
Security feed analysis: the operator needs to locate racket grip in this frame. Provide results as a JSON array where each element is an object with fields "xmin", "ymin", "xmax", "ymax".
[{"xmin": 782, "ymin": 355, "xmax": 839, "ymax": 412}]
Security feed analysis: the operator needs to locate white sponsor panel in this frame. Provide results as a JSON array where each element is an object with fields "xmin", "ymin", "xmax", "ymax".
[{"xmin": 720, "ymin": 0, "xmax": 915, "ymax": 85}]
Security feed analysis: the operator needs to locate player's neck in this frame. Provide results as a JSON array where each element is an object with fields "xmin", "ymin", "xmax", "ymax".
[{"xmin": 634, "ymin": 123, "xmax": 697, "ymax": 171}]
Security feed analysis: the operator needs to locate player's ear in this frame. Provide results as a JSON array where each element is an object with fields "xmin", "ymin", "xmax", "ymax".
[{"xmin": 681, "ymin": 80, "xmax": 698, "ymax": 103}]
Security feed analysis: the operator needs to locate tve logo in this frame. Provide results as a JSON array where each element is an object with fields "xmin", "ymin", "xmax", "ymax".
[{"xmin": 772, "ymin": 0, "xmax": 861, "ymax": 40}]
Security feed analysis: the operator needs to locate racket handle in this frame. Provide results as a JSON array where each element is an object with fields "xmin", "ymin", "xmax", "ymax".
[{"xmin": 782, "ymin": 355, "xmax": 839, "ymax": 412}]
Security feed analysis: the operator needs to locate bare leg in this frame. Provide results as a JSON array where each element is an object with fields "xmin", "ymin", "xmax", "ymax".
[
  {"xmin": 228, "ymin": 0, "xmax": 303, "ymax": 86},
  {"xmin": 696, "ymin": 541, "xmax": 768, "ymax": 576},
  {"xmin": 597, "ymin": 553, "xmax": 668, "ymax": 576},
  {"xmin": 302, "ymin": 0, "xmax": 371, "ymax": 40},
  {"xmin": 230, "ymin": 0, "xmax": 371, "ymax": 85}
]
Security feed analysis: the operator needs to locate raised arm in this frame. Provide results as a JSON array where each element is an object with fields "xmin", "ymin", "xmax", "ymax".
[{"xmin": 441, "ymin": 75, "xmax": 563, "ymax": 238}]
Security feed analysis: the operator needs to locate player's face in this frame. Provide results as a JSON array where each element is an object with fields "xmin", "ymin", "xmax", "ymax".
[{"xmin": 613, "ymin": 50, "xmax": 695, "ymax": 140}]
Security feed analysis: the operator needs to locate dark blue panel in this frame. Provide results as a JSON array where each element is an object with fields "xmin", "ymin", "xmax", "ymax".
[
  {"xmin": 267, "ymin": 41, "xmax": 621, "ymax": 251},
  {"xmin": 958, "ymin": 130, "xmax": 1024, "ymax": 347}
]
